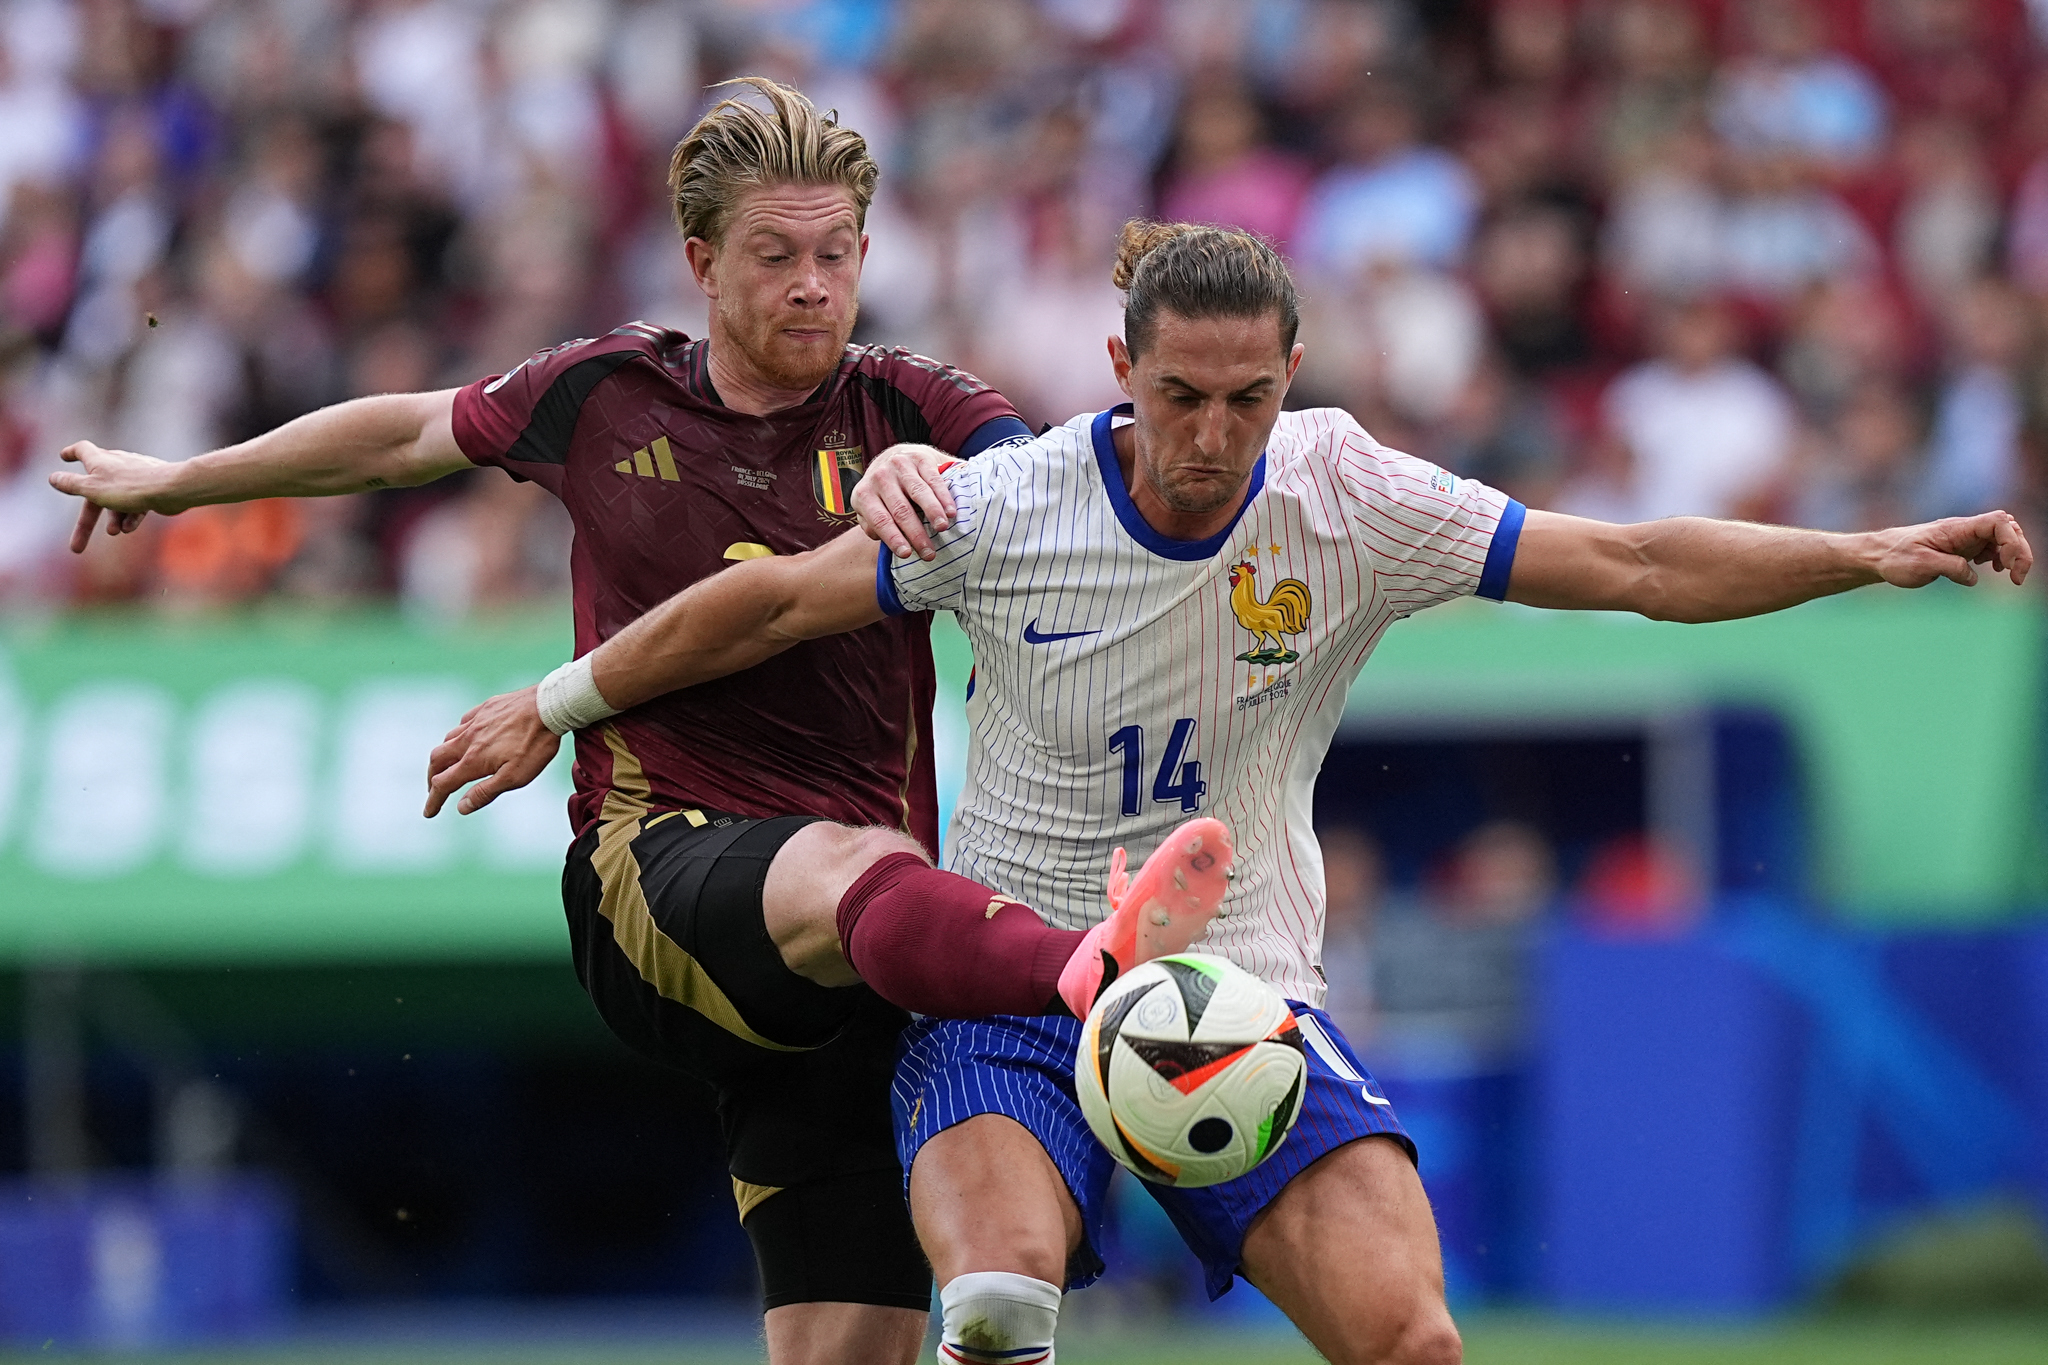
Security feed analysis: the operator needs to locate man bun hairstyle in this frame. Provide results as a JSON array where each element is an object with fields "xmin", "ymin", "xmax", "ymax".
[
  {"xmin": 1113, "ymin": 220, "xmax": 1300, "ymax": 357},
  {"xmin": 668, "ymin": 76, "xmax": 880, "ymax": 245}
]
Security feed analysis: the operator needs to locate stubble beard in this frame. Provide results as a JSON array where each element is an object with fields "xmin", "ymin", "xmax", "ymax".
[
  {"xmin": 1148, "ymin": 460, "xmax": 1247, "ymax": 516},
  {"xmin": 719, "ymin": 294, "xmax": 858, "ymax": 394}
]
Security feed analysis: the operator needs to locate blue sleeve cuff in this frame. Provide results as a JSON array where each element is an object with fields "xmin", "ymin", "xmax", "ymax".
[
  {"xmin": 876, "ymin": 543, "xmax": 907, "ymax": 616},
  {"xmin": 1475, "ymin": 499, "xmax": 1525, "ymax": 602},
  {"xmin": 957, "ymin": 415, "xmax": 1032, "ymax": 459}
]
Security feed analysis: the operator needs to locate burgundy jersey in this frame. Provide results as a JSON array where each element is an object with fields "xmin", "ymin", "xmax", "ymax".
[{"xmin": 452, "ymin": 322, "xmax": 1022, "ymax": 849}]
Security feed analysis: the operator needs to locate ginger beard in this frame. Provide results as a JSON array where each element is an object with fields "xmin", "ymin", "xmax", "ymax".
[
  {"xmin": 714, "ymin": 285, "xmax": 859, "ymax": 393},
  {"xmin": 694, "ymin": 182, "xmax": 868, "ymax": 397}
]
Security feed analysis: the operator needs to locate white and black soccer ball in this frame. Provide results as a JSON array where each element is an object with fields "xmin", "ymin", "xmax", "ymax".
[{"xmin": 1075, "ymin": 953, "xmax": 1308, "ymax": 1188}]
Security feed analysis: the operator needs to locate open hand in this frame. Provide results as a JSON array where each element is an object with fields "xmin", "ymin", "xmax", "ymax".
[
  {"xmin": 50, "ymin": 441, "xmax": 181, "ymax": 552},
  {"xmin": 1871, "ymin": 510, "xmax": 2033, "ymax": 590},
  {"xmin": 425, "ymin": 685, "xmax": 561, "ymax": 817},
  {"xmin": 852, "ymin": 442, "xmax": 958, "ymax": 561}
]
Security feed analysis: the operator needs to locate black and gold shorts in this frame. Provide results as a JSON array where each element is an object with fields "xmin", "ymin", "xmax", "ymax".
[{"xmin": 562, "ymin": 806, "xmax": 929, "ymax": 1311}]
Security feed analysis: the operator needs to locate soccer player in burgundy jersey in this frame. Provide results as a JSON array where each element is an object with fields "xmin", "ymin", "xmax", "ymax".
[
  {"xmin": 437, "ymin": 221, "xmax": 2033, "ymax": 1365},
  {"xmin": 50, "ymin": 80, "xmax": 1231, "ymax": 1365}
]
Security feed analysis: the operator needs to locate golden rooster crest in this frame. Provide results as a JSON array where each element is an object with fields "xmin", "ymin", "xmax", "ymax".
[{"xmin": 1228, "ymin": 560, "xmax": 1312, "ymax": 664}]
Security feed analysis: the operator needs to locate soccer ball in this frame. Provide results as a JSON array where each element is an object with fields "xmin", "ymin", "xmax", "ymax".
[{"xmin": 1075, "ymin": 953, "xmax": 1308, "ymax": 1188}]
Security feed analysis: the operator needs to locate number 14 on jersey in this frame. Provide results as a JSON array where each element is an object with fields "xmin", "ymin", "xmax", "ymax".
[{"xmin": 1107, "ymin": 720, "xmax": 1207, "ymax": 817}]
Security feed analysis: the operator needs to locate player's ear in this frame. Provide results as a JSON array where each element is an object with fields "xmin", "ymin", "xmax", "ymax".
[
  {"xmin": 684, "ymin": 236, "xmax": 720, "ymax": 300},
  {"xmin": 859, "ymin": 232, "xmax": 870, "ymax": 267},
  {"xmin": 1109, "ymin": 334, "xmax": 1134, "ymax": 397},
  {"xmin": 1284, "ymin": 342, "xmax": 1304, "ymax": 386}
]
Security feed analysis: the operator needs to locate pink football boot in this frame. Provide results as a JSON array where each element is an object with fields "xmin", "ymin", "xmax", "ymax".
[{"xmin": 1055, "ymin": 817, "xmax": 1236, "ymax": 1018}]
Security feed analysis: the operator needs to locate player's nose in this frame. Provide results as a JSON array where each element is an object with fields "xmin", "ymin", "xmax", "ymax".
[{"xmin": 790, "ymin": 259, "xmax": 831, "ymax": 306}]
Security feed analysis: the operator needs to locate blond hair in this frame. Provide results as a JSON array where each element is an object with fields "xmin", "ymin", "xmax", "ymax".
[
  {"xmin": 1113, "ymin": 220, "xmax": 1299, "ymax": 356},
  {"xmin": 667, "ymin": 77, "xmax": 880, "ymax": 245}
]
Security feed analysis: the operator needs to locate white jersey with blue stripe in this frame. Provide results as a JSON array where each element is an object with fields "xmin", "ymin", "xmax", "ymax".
[{"xmin": 879, "ymin": 405, "xmax": 1523, "ymax": 1005}]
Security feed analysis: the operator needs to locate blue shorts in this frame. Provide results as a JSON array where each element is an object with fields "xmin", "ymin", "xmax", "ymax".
[{"xmin": 892, "ymin": 1005, "xmax": 1414, "ymax": 1299}]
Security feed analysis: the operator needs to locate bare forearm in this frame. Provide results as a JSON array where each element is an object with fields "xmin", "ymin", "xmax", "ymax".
[
  {"xmin": 587, "ymin": 529, "xmax": 887, "ymax": 710},
  {"xmin": 589, "ymin": 568, "xmax": 808, "ymax": 709},
  {"xmin": 1625, "ymin": 518, "xmax": 1880, "ymax": 622},
  {"xmin": 1511, "ymin": 507, "xmax": 2030, "ymax": 618},
  {"xmin": 157, "ymin": 391, "xmax": 463, "ymax": 509},
  {"xmin": 1511, "ymin": 513, "xmax": 1881, "ymax": 621}
]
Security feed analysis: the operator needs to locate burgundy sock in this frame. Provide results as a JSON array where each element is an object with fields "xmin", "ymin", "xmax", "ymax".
[{"xmin": 835, "ymin": 853, "xmax": 1087, "ymax": 1018}]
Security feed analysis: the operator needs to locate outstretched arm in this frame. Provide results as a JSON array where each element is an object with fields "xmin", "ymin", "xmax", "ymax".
[
  {"xmin": 588, "ymin": 524, "xmax": 886, "ymax": 706},
  {"xmin": 425, "ymin": 526, "xmax": 885, "ymax": 815},
  {"xmin": 51, "ymin": 389, "xmax": 469, "ymax": 551},
  {"xmin": 1507, "ymin": 509, "xmax": 2032, "ymax": 621}
]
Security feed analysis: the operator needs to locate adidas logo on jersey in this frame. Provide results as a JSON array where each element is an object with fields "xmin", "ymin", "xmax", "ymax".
[{"xmin": 615, "ymin": 436, "xmax": 680, "ymax": 481}]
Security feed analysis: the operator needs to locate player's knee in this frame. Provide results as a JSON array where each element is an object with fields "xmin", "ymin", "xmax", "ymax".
[
  {"xmin": 767, "ymin": 823, "xmax": 926, "ymax": 986},
  {"xmin": 811, "ymin": 822, "xmax": 927, "ymax": 883},
  {"xmin": 1382, "ymin": 1304, "xmax": 1460, "ymax": 1365}
]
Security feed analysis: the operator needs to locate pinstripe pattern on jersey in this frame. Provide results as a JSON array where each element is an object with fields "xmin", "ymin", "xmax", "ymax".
[
  {"xmin": 887, "ymin": 405, "xmax": 1520, "ymax": 1005},
  {"xmin": 893, "ymin": 1009, "xmax": 1409, "ymax": 1299},
  {"xmin": 893, "ymin": 1015, "xmax": 1119, "ymax": 1287}
]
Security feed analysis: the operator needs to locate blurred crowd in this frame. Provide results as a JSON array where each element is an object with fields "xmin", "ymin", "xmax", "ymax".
[
  {"xmin": 1318, "ymin": 811, "xmax": 1699, "ymax": 1066},
  {"xmin": 4, "ymin": 0, "xmax": 2048, "ymax": 611}
]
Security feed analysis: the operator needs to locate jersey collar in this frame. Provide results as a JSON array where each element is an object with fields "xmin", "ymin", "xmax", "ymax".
[
  {"xmin": 1090, "ymin": 404, "xmax": 1267, "ymax": 562},
  {"xmin": 689, "ymin": 339, "xmax": 846, "ymax": 410}
]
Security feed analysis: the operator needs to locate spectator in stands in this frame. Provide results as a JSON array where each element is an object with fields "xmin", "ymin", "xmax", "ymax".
[
  {"xmin": 1156, "ymin": 84, "xmax": 1311, "ymax": 254},
  {"xmin": 1371, "ymin": 820, "xmax": 1556, "ymax": 1066},
  {"xmin": 1718, "ymin": 149, "xmax": 1879, "ymax": 305},
  {"xmin": 1711, "ymin": 0, "xmax": 1888, "ymax": 173},
  {"xmin": 1601, "ymin": 122, "xmax": 1726, "ymax": 302},
  {"xmin": 2005, "ymin": 133, "xmax": 2048, "ymax": 297},
  {"xmin": 0, "ymin": 181, "xmax": 78, "ymax": 346},
  {"xmin": 1919, "ymin": 277, "xmax": 2029, "ymax": 520},
  {"xmin": 0, "ymin": 21, "xmax": 85, "ymax": 241},
  {"xmin": 1317, "ymin": 825, "xmax": 1384, "ymax": 1049},
  {"xmin": 1893, "ymin": 116, "xmax": 2000, "ymax": 310},
  {"xmin": 1602, "ymin": 295, "xmax": 1796, "ymax": 521},
  {"xmin": 1489, "ymin": 0, "xmax": 1575, "ymax": 99},
  {"xmin": 1441, "ymin": 821, "xmax": 1558, "ymax": 929},
  {"xmin": 11, "ymin": 0, "xmax": 2047, "ymax": 611},
  {"xmin": 1587, "ymin": 0, "xmax": 1710, "ymax": 182},
  {"xmin": 1471, "ymin": 199, "xmax": 1592, "ymax": 378},
  {"xmin": 1869, "ymin": 0, "xmax": 2020, "ymax": 132},
  {"xmin": 1777, "ymin": 279, "xmax": 1910, "ymax": 422},
  {"xmin": 0, "ymin": 376, "xmax": 68, "ymax": 602},
  {"xmin": 1794, "ymin": 378, "xmax": 1923, "ymax": 533},
  {"xmin": 1437, "ymin": 355, "xmax": 1569, "ymax": 510},
  {"xmin": 1297, "ymin": 78, "xmax": 1479, "ymax": 277}
]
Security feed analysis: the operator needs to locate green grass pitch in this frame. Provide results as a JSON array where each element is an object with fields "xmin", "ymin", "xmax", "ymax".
[{"xmin": 8, "ymin": 1316, "xmax": 2048, "ymax": 1365}]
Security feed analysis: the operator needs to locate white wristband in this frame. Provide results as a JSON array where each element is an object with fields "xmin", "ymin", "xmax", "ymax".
[{"xmin": 535, "ymin": 655, "xmax": 619, "ymax": 736}]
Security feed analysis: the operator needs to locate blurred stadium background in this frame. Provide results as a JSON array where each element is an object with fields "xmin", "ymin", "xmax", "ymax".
[{"xmin": 5, "ymin": 0, "xmax": 2048, "ymax": 1358}]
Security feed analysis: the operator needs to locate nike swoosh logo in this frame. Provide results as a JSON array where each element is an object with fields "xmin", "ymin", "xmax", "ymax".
[{"xmin": 1023, "ymin": 617, "xmax": 1100, "ymax": 644}]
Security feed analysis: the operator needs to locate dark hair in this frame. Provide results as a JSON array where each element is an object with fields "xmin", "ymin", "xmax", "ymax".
[{"xmin": 1113, "ymin": 220, "xmax": 1300, "ymax": 357}]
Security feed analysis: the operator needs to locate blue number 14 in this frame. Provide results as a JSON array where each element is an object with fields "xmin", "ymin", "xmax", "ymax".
[{"xmin": 1107, "ymin": 719, "xmax": 1207, "ymax": 817}]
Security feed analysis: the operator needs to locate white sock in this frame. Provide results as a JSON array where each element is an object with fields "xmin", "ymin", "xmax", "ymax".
[{"xmin": 938, "ymin": 1270, "xmax": 1061, "ymax": 1365}]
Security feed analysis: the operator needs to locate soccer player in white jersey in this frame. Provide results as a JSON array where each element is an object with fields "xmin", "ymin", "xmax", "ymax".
[{"xmin": 435, "ymin": 222, "xmax": 2031, "ymax": 1365}]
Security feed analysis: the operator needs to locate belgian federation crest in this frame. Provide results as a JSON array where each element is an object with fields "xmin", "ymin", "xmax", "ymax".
[{"xmin": 812, "ymin": 442, "xmax": 865, "ymax": 518}]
